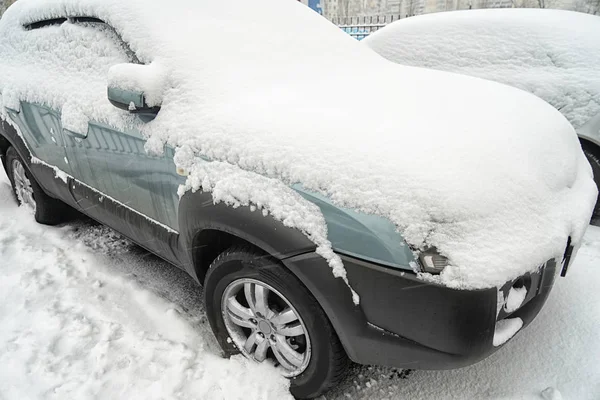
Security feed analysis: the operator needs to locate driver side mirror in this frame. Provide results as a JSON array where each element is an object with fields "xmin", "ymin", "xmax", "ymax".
[
  {"xmin": 107, "ymin": 62, "xmax": 165, "ymax": 116},
  {"xmin": 107, "ymin": 86, "xmax": 160, "ymax": 115}
]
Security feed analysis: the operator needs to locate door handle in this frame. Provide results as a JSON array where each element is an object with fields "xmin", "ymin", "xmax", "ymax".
[{"xmin": 63, "ymin": 129, "xmax": 88, "ymax": 139}]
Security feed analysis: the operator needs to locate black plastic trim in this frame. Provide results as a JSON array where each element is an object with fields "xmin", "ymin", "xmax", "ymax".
[
  {"xmin": 178, "ymin": 189, "xmax": 317, "ymax": 280},
  {"xmin": 24, "ymin": 18, "xmax": 67, "ymax": 30},
  {"xmin": 283, "ymin": 251, "xmax": 557, "ymax": 370}
]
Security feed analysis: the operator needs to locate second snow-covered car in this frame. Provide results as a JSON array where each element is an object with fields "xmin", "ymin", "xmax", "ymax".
[
  {"xmin": 363, "ymin": 9, "xmax": 600, "ymax": 217},
  {"xmin": 0, "ymin": 0, "xmax": 597, "ymax": 398}
]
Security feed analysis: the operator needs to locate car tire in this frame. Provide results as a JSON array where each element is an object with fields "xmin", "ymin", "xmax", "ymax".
[
  {"xmin": 204, "ymin": 245, "xmax": 349, "ymax": 399},
  {"xmin": 582, "ymin": 143, "xmax": 600, "ymax": 218},
  {"xmin": 5, "ymin": 146, "xmax": 70, "ymax": 225}
]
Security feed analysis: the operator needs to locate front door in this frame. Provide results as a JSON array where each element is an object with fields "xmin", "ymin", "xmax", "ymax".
[{"xmin": 64, "ymin": 120, "xmax": 184, "ymax": 232}]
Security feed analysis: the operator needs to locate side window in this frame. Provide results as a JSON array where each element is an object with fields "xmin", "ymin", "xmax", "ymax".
[
  {"xmin": 69, "ymin": 18, "xmax": 140, "ymax": 64},
  {"xmin": 22, "ymin": 17, "xmax": 137, "ymax": 79},
  {"xmin": 17, "ymin": 16, "xmax": 140, "ymax": 134}
]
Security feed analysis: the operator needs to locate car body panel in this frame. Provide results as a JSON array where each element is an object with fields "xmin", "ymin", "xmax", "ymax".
[
  {"xmin": 68, "ymin": 121, "xmax": 183, "ymax": 230},
  {"xmin": 284, "ymin": 251, "xmax": 557, "ymax": 369},
  {"xmin": 293, "ymin": 185, "xmax": 415, "ymax": 271}
]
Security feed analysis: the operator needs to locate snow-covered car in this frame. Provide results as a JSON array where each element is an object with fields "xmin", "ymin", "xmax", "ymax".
[
  {"xmin": 363, "ymin": 9, "xmax": 600, "ymax": 217},
  {"xmin": 0, "ymin": 1, "xmax": 596, "ymax": 398}
]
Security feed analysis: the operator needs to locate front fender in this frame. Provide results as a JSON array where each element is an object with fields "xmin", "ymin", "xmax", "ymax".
[{"xmin": 178, "ymin": 188, "xmax": 317, "ymax": 272}]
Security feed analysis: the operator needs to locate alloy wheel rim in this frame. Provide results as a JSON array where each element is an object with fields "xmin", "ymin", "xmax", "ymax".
[
  {"xmin": 221, "ymin": 278, "xmax": 312, "ymax": 377},
  {"xmin": 12, "ymin": 159, "xmax": 36, "ymax": 213}
]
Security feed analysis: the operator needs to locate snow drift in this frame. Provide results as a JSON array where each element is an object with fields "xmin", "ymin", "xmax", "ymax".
[
  {"xmin": 364, "ymin": 9, "xmax": 600, "ymax": 129},
  {"xmin": 0, "ymin": 0, "xmax": 596, "ymax": 290},
  {"xmin": 0, "ymin": 177, "xmax": 292, "ymax": 400}
]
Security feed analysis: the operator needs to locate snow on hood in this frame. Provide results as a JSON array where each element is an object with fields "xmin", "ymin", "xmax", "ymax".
[
  {"xmin": 0, "ymin": 0, "xmax": 596, "ymax": 291},
  {"xmin": 364, "ymin": 9, "xmax": 600, "ymax": 129}
]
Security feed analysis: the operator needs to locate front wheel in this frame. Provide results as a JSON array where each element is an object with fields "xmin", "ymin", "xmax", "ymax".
[{"xmin": 204, "ymin": 245, "xmax": 349, "ymax": 399}]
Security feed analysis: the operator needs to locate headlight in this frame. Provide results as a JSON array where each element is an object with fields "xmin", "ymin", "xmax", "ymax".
[{"xmin": 418, "ymin": 248, "xmax": 448, "ymax": 274}]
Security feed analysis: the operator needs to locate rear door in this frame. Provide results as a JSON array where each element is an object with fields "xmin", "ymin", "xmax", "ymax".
[{"xmin": 5, "ymin": 102, "xmax": 73, "ymax": 204}]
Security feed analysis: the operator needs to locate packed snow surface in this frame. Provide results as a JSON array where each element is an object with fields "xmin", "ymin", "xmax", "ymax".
[
  {"xmin": 0, "ymin": 180, "xmax": 292, "ymax": 399},
  {"xmin": 0, "ymin": 170, "xmax": 599, "ymax": 399},
  {"xmin": 364, "ymin": 9, "xmax": 600, "ymax": 129},
  {"xmin": 0, "ymin": 0, "xmax": 597, "ymax": 289}
]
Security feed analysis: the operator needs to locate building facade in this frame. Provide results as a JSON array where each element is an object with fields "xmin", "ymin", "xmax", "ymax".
[{"xmin": 322, "ymin": 0, "xmax": 578, "ymax": 19}]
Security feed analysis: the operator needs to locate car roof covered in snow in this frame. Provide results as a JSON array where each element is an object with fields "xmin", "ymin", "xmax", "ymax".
[
  {"xmin": 0, "ymin": 0, "xmax": 596, "ymax": 291},
  {"xmin": 364, "ymin": 9, "xmax": 600, "ymax": 129}
]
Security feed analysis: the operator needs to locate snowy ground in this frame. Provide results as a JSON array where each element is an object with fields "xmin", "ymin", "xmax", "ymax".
[{"xmin": 0, "ymin": 169, "xmax": 598, "ymax": 400}]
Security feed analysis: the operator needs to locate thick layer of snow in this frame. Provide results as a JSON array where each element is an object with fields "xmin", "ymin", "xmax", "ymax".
[
  {"xmin": 364, "ymin": 9, "xmax": 600, "ymax": 129},
  {"xmin": 0, "ymin": 0, "xmax": 597, "ymax": 289},
  {"xmin": 0, "ymin": 171, "xmax": 598, "ymax": 399}
]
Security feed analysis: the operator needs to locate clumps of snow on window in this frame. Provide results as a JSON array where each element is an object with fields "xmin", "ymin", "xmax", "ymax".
[
  {"xmin": 364, "ymin": 9, "xmax": 600, "ymax": 129},
  {"xmin": 0, "ymin": 0, "xmax": 597, "ymax": 291},
  {"xmin": 504, "ymin": 285, "xmax": 527, "ymax": 314},
  {"xmin": 61, "ymin": 101, "xmax": 93, "ymax": 134},
  {"xmin": 177, "ymin": 156, "xmax": 360, "ymax": 305},
  {"xmin": 0, "ymin": 14, "xmax": 136, "ymax": 132},
  {"xmin": 493, "ymin": 317, "xmax": 523, "ymax": 347}
]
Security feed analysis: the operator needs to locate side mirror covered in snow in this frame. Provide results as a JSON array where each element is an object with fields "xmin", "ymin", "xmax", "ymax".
[
  {"xmin": 107, "ymin": 62, "xmax": 166, "ymax": 115},
  {"xmin": 107, "ymin": 86, "xmax": 159, "ymax": 114}
]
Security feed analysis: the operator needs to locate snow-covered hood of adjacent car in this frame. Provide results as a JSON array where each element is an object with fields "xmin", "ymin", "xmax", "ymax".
[
  {"xmin": 1, "ymin": 0, "xmax": 597, "ymax": 293},
  {"xmin": 363, "ymin": 9, "xmax": 600, "ymax": 129}
]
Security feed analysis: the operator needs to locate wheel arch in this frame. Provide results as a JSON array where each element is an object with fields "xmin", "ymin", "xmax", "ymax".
[
  {"xmin": 579, "ymin": 136, "xmax": 600, "ymax": 157},
  {"xmin": 190, "ymin": 228, "xmax": 254, "ymax": 284},
  {"xmin": 179, "ymin": 190, "xmax": 317, "ymax": 285},
  {"xmin": 0, "ymin": 119, "xmax": 32, "ymax": 170}
]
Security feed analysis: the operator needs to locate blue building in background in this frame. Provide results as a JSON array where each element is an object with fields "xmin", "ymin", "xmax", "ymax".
[
  {"xmin": 298, "ymin": 0, "xmax": 322, "ymax": 15},
  {"xmin": 308, "ymin": 0, "xmax": 322, "ymax": 14}
]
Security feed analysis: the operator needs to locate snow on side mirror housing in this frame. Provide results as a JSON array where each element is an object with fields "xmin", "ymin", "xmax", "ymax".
[
  {"xmin": 418, "ymin": 247, "xmax": 449, "ymax": 274},
  {"xmin": 107, "ymin": 62, "xmax": 166, "ymax": 115},
  {"xmin": 107, "ymin": 86, "xmax": 159, "ymax": 114}
]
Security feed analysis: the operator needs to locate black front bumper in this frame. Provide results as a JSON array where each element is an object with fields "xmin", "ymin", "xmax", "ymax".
[{"xmin": 283, "ymin": 252, "xmax": 557, "ymax": 370}]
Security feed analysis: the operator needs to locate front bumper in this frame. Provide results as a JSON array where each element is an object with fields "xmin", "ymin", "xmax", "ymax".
[{"xmin": 283, "ymin": 252, "xmax": 557, "ymax": 370}]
